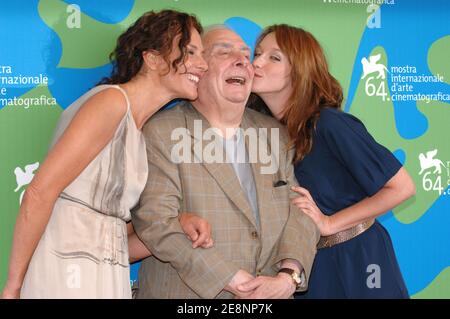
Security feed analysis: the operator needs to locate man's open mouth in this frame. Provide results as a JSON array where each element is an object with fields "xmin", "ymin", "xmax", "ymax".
[{"xmin": 225, "ymin": 76, "xmax": 246, "ymax": 85}]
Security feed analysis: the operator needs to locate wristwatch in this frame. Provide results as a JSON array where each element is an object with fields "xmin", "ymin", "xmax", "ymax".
[{"xmin": 278, "ymin": 268, "xmax": 306, "ymax": 290}]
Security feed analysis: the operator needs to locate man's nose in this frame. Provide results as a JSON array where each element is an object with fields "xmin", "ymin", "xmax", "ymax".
[{"xmin": 233, "ymin": 51, "xmax": 249, "ymax": 67}]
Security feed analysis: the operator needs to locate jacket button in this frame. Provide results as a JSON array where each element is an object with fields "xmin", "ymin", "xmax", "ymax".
[{"xmin": 251, "ymin": 231, "xmax": 258, "ymax": 239}]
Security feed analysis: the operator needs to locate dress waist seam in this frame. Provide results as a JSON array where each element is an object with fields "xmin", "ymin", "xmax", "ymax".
[{"xmin": 58, "ymin": 192, "xmax": 128, "ymax": 223}]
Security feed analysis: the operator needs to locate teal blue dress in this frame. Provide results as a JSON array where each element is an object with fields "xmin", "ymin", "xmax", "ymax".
[{"xmin": 294, "ymin": 107, "xmax": 409, "ymax": 299}]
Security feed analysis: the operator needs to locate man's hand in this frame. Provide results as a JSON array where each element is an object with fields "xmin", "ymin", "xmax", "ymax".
[
  {"xmin": 236, "ymin": 273, "xmax": 296, "ymax": 299},
  {"xmin": 224, "ymin": 270, "xmax": 255, "ymax": 298},
  {"xmin": 179, "ymin": 212, "xmax": 214, "ymax": 249}
]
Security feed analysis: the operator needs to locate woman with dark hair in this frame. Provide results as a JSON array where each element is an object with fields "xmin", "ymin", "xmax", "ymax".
[
  {"xmin": 249, "ymin": 25, "xmax": 415, "ymax": 298},
  {"xmin": 2, "ymin": 10, "xmax": 211, "ymax": 299}
]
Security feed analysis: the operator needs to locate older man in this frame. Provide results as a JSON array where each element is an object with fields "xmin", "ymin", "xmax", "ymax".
[{"xmin": 132, "ymin": 26, "xmax": 319, "ymax": 299}]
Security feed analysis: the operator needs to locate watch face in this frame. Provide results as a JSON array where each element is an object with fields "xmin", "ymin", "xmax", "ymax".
[{"xmin": 292, "ymin": 272, "xmax": 301, "ymax": 284}]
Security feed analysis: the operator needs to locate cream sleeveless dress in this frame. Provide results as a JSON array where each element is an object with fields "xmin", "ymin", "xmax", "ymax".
[{"xmin": 20, "ymin": 85, "xmax": 148, "ymax": 298}]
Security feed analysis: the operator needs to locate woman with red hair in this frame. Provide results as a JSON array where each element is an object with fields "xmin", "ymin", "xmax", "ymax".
[{"xmin": 249, "ymin": 24, "xmax": 415, "ymax": 298}]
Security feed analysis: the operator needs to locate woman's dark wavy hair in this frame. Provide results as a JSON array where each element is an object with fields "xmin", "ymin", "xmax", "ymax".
[{"xmin": 99, "ymin": 10, "xmax": 202, "ymax": 84}]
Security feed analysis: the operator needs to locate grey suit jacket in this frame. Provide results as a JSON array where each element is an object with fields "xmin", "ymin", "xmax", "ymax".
[{"xmin": 132, "ymin": 102, "xmax": 319, "ymax": 298}]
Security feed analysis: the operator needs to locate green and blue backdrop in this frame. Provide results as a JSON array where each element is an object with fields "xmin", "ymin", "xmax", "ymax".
[{"xmin": 1, "ymin": 0, "xmax": 449, "ymax": 298}]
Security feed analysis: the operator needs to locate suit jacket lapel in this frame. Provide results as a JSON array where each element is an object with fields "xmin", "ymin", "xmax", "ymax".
[
  {"xmin": 183, "ymin": 104, "xmax": 258, "ymax": 229},
  {"xmin": 241, "ymin": 112, "xmax": 286, "ymax": 257}
]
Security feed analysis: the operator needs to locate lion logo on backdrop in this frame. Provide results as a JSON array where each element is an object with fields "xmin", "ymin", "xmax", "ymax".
[
  {"xmin": 418, "ymin": 149, "xmax": 445, "ymax": 175},
  {"xmin": 361, "ymin": 53, "xmax": 388, "ymax": 80},
  {"xmin": 14, "ymin": 162, "xmax": 39, "ymax": 204}
]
